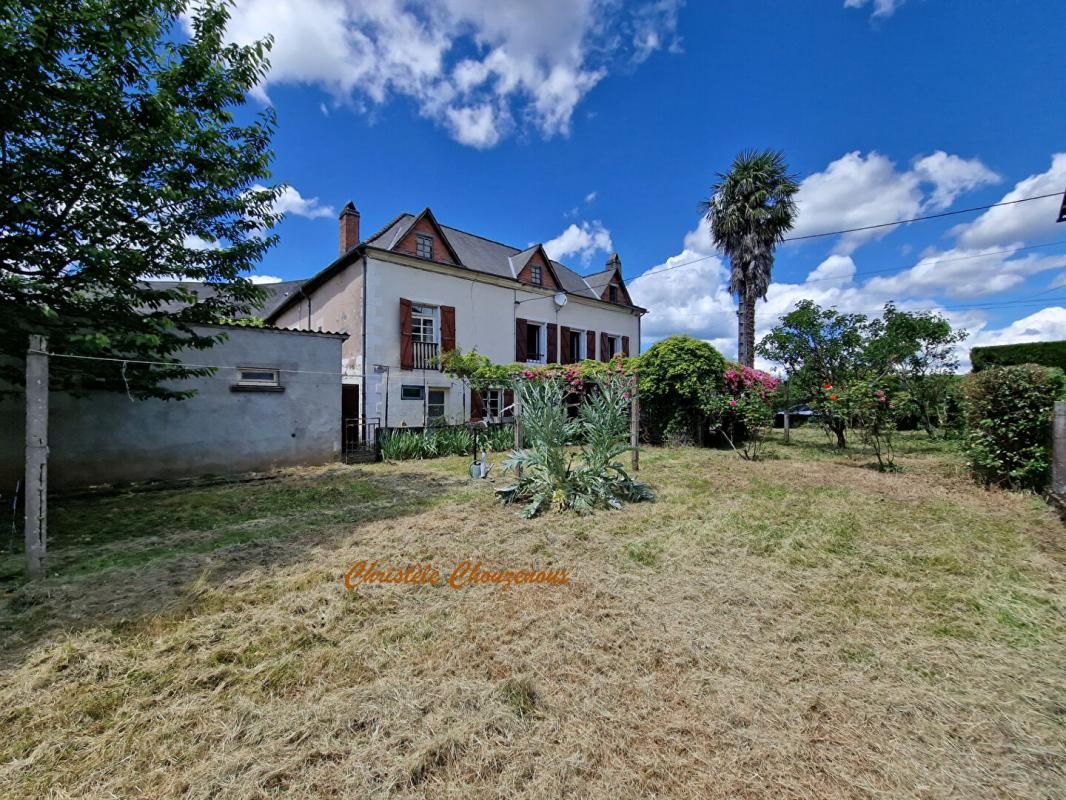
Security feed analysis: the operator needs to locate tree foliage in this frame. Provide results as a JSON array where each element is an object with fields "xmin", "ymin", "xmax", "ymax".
[
  {"xmin": 636, "ymin": 335, "xmax": 725, "ymax": 444},
  {"xmin": 0, "ymin": 0, "xmax": 280, "ymax": 398},
  {"xmin": 701, "ymin": 149, "xmax": 798, "ymax": 367}
]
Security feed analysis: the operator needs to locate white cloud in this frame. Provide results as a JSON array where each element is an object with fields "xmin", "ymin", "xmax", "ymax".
[
  {"xmin": 205, "ymin": 0, "xmax": 682, "ymax": 148},
  {"xmin": 543, "ymin": 221, "xmax": 613, "ymax": 265},
  {"xmin": 250, "ymin": 275, "xmax": 283, "ymax": 284},
  {"xmin": 444, "ymin": 104, "xmax": 502, "ymax": 149},
  {"xmin": 951, "ymin": 153, "xmax": 1066, "ymax": 249},
  {"xmin": 790, "ymin": 151, "xmax": 998, "ymax": 254},
  {"xmin": 183, "ymin": 234, "xmax": 221, "ymax": 251},
  {"xmin": 912, "ymin": 151, "xmax": 1000, "ymax": 211},
  {"xmin": 967, "ymin": 307, "xmax": 1066, "ymax": 349},
  {"xmin": 585, "ymin": 191, "xmax": 598, "ymax": 204},
  {"xmin": 805, "ymin": 255, "xmax": 856, "ymax": 287},
  {"xmin": 271, "ymin": 185, "xmax": 335, "ymax": 220},
  {"xmin": 844, "ymin": 0, "xmax": 907, "ymax": 18}
]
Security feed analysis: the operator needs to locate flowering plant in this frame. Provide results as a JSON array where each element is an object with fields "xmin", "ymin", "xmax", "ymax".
[{"xmin": 701, "ymin": 363, "xmax": 781, "ymax": 461}]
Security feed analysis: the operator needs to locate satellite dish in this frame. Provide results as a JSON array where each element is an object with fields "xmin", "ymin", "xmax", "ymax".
[{"xmin": 553, "ymin": 292, "xmax": 568, "ymax": 308}]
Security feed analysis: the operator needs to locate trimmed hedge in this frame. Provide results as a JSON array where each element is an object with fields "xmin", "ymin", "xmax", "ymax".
[{"xmin": 970, "ymin": 340, "xmax": 1066, "ymax": 372}]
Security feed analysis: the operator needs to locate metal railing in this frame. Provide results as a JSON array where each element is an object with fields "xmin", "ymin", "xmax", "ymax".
[{"xmin": 413, "ymin": 341, "xmax": 439, "ymax": 370}]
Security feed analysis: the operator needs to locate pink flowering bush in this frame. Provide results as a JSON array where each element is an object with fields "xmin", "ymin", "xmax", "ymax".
[{"xmin": 701, "ymin": 363, "xmax": 781, "ymax": 461}]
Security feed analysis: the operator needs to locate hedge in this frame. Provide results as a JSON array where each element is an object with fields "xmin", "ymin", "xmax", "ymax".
[{"xmin": 970, "ymin": 340, "xmax": 1066, "ymax": 372}]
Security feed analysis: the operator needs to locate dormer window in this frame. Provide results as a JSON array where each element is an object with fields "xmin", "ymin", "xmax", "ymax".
[
  {"xmin": 609, "ymin": 284, "xmax": 619, "ymax": 303},
  {"xmin": 530, "ymin": 264, "xmax": 542, "ymax": 286},
  {"xmin": 416, "ymin": 233, "xmax": 433, "ymax": 260}
]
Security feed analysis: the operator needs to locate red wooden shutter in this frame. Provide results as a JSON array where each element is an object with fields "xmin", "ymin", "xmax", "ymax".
[
  {"xmin": 399, "ymin": 298, "xmax": 413, "ymax": 370},
  {"xmin": 559, "ymin": 326, "xmax": 571, "ymax": 364},
  {"xmin": 470, "ymin": 390, "xmax": 485, "ymax": 420},
  {"xmin": 600, "ymin": 332, "xmax": 610, "ymax": 362},
  {"xmin": 546, "ymin": 323, "xmax": 558, "ymax": 363},
  {"xmin": 621, "ymin": 335, "xmax": 630, "ymax": 357},
  {"xmin": 586, "ymin": 330, "xmax": 596, "ymax": 362},
  {"xmin": 440, "ymin": 305, "xmax": 456, "ymax": 354},
  {"xmin": 515, "ymin": 318, "xmax": 528, "ymax": 362}
]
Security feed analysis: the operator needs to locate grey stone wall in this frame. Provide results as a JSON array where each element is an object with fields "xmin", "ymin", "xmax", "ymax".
[{"xmin": 0, "ymin": 326, "xmax": 345, "ymax": 490}]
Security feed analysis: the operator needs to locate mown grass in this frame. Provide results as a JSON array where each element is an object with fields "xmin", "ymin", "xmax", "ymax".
[{"xmin": 0, "ymin": 428, "xmax": 1063, "ymax": 799}]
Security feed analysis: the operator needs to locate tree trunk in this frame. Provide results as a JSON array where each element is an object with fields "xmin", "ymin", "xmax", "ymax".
[
  {"xmin": 833, "ymin": 421, "xmax": 847, "ymax": 449},
  {"xmin": 738, "ymin": 292, "xmax": 756, "ymax": 368}
]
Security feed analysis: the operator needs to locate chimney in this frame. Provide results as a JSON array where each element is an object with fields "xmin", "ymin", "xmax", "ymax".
[
  {"xmin": 606, "ymin": 252, "xmax": 621, "ymax": 272},
  {"xmin": 339, "ymin": 201, "xmax": 360, "ymax": 254}
]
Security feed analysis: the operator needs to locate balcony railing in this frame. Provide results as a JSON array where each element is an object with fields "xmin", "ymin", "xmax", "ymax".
[{"xmin": 413, "ymin": 340, "xmax": 440, "ymax": 370}]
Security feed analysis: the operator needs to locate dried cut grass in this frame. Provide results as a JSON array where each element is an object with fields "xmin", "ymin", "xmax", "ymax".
[{"xmin": 1, "ymin": 430, "xmax": 1064, "ymax": 799}]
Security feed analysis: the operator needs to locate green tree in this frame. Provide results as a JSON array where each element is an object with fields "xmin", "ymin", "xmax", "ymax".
[
  {"xmin": 865, "ymin": 303, "xmax": 967, "ymax": 437},
  {"xmin": 757, "ymin": 300, "xmax": 873, "ymax": 447},
  {"xmin": 701, "ymin": 149, "xmax": 799, "ymax": 367},
  {"xmin": 1, "ymin": 0, "xmax": 280, "ymax": 399},
  {"xmin": 636, "ymin": 335, "xmax": 726, "ymax": 444}
]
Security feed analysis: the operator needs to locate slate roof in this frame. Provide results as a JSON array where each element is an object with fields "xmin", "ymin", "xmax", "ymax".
[
  {"xmin": 145, "ymin": 279, "xmax": 306, "ymax": 318},
  {"xmin": 364, "ymin": 213, "xmax": 627, "ymax": 305}
]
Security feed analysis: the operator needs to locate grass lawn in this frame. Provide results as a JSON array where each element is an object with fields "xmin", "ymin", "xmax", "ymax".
[{"xmin": 1, "ymin": 429, "xmax": 1064, "ymax": 798}]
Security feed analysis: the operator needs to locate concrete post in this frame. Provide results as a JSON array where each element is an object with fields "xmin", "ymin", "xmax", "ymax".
[
  {"xmin": 630, "ymin": 385, "xmax": 640, "ymax": 472},
  {"xmin": 24, "ymin": 335, "xmax": 48, "ymax": 578},
  {"xmin": 1053, "ymin": 402, "xmax": 1066, "ymax": 496}
]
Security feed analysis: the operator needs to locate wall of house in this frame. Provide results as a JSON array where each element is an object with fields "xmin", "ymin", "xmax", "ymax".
[
  {"xmin": 0, "ymin": 326, "xmax": 345, "ymax": 490},
  {"xmin": 272, "ymin": 260, "xmax": 364, "ymax": 384},
  {"xmin": 363, "ymin": 255, "xmax": 641, "ymax": 427}
]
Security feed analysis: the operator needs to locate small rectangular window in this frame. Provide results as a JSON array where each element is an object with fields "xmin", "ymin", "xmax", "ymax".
[
  {"xmin": 530, "ymin": 264, "xmax": 542, "ymax": 285},
  {"xmin": 416, "ymin": 234, "xmax": 433, "ymax": 260},
  {"xmin": 608, "ymin": 336, "xmax": 621, "ymax": 358},
  {"xmin": 525, "ymin": 323, "xmax": 543, "ymax": 362},
  {"xmin": 609, "ymin": 284, "xmax": 619, "ymax": 303},
  {"xmin": 428, "ymin": 388, "xmax": 446, "ymax": 419},
  {"xmin": 237, "ymin": 367, "xmax": 279, "ymax": 387},
  {"xmin": 401, "ymin": 385, "xmax": 425, "ymax": 400},
  {"xmin": 485, "ymin": 388, "xmax": 503, "ymax": 419},
  {"xmin": 411, "ymin": 304, "xmax": 437, "ymax": 344}
]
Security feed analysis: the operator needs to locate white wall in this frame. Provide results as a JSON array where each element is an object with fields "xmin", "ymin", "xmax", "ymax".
[{"xmin": 363, "ymin": 255, "xmax": 641, "ymax": 427}]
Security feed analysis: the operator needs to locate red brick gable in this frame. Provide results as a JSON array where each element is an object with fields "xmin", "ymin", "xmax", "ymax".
[
  {"xmin": 599, "ymin": 272, "xmax": 633, "ymax": 305},
  {"xmin": 392, "ymin": 211, "xmax": 461, "ymax": 266},
  {"xmin": 516, "ymin": 248, "xmax": 559, "ymax": 290}
]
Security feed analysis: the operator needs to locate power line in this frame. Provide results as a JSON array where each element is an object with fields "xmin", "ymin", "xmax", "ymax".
[{"xmin": 781, "ymin": 191, "xmax": 1062, "ymax": 242}]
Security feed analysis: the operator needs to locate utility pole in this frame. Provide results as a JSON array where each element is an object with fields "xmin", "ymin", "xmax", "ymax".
[
  {"xmin": 782, "ymin": 378, "xmax": 791, "ymax": 445},
  {"xmin": 24, "ymin": 335, "xmax": 48, "ymax": 578}
]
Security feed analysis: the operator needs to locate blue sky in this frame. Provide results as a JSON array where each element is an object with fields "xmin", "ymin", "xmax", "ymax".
[{"xmin": 218, "ymin": 0, "xmax": 1066, "ymax": 366}]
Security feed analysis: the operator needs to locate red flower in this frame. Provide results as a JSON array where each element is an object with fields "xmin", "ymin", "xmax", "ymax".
[
  {"xmin": 829, "ymin": 394, "xmax": 837, "ymax": 401},
  {"xmin": 823, "ymin": 383, "xmax": 832, "ymax": 390}
]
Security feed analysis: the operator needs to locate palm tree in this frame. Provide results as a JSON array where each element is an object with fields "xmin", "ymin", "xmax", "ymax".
[{"xmin": 701, "ymin": 150, "xmax": 799, "ymax": 367}]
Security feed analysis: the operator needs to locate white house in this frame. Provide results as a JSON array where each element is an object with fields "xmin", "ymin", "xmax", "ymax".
[{"xmin": 267, "ymin": 202, "xmax": 645, "ymax": 429}]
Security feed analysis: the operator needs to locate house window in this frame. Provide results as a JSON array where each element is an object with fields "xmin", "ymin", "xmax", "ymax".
[
  {"xmin": 416, "ymin": 234, "xmax": 433, "ymax": 260},
  {"xmin": 237, "ymin": 367, "xmax": 279, "ymax": 387},
  {"xmin": 568, "ymin": 329, "xmax": 584, "ymax": 362},
  {"xmin": 607, "ymin": 335, "xmax": 622, "ymax": 358},
  {"xmin": 530, "ymin": 264, "xmax": 542, "ymax": 285},
  {"xmin": 401, "ymin": 385, "xmax": 425, "ymax": 401},
  {"xmin": 485, "ymin": 388, "xmax": 503, "ymax": 419},
  {"xmin": 608, "ymin": 284, "xmax": 619, "ymax": 303},
  {"xmin": 427, "ymin": 388, "xmax": 446, "ymax": 420},
  {"xmin": 525, "ymin": 322, "xmax": 544, "ymax": 363},
  {"xmin": 411, "ymin": 304, "xmax": 437, "ymax": 343}
]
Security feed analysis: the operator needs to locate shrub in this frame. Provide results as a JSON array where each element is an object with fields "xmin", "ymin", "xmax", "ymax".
[
  {"xmin": 702, "ymin": 365, "xmax": 781, "ymax": 460},
  {"xmin": 379, "ymin": 425, "xmax": 512, "ymax": 461},
  {"xmin": 496, "ymin": 370, "xmax": 653, "ymax": 517},
  {"xmin": 850, "ymin": 379, "xmax": 906, "ymax": 472},
  {"xmin": 963, "ymin": 364, "xmax": 1064, "ymax": 491},
  {"xmin": 636, "ymin": 335, "xmax": 726, "ymax": 444}
]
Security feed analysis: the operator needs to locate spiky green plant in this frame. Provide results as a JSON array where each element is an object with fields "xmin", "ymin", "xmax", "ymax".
[{"xmin": 496, "ymin": 373, "xmax": 653, "ymax": 517}]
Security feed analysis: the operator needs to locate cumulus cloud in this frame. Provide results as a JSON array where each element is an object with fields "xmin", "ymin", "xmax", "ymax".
[
  {"xmin": 271, "ymin": 185, "xmax": 336, "ymax": 220},
  {"xmin": 790, "ymin": 151, "xmax": 998, "ymax": 254},
  {"xmin": 951, "ymin": 153, "xmax": 1066, "ymax": 250},
  {"xmin": 844, "ymin": 0, "xmax": 907, "ymax": 18},
  {"xmin": 250, "ymin": 275, "xmax": 283, "ymax": 284},
  {"xmin": 543, "ymin": 221, "xmax": 613, "ymax": 265},
  {"xmin": 203, "ymin": 0, "xmax": 682, "ymax": 148}
]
